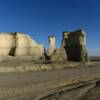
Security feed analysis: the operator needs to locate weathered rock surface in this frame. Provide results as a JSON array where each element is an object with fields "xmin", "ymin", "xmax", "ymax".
[
  {"xmin": 50, "ymin": 48, "xmax": 67, "ymax": 63},
  {"xmin": 47, "ymin": 36, "xmax": 56, "ymax": 56},
  {"xmin": 0, "ymin": 29, "xmax": 89, "ymax": 63},
  {"xmin": 0, "ymin": 32, "xmax": 44, "ymax": 60},
  {"xmin": 47, "ymin": 36, "xmax": 67, "ymax": 63},
  {"xmin": 62, "ymin": 30, "xmax": 88, "ymax": 62},
  {"xmin": 47, "ymin": 29, "xmax": 88, "ymax": 63}
]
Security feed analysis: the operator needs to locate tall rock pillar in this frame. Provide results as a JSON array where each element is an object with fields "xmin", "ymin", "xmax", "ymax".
[
  {"xmin": 61, "ymin": 31, "xmax": 69, "ymax": 48},
  {"xmin": 63, "ymin": 29, "xmax": 88, "ymax": 62},
  {"xmin": 47, "ymin": 36, "xmax": 56, "ymax": 56}
]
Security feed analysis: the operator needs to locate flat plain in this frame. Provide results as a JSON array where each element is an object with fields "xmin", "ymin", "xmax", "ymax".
[{"xmin": 0, "ymin": 56, "xmax": 100, "ymax": 100}]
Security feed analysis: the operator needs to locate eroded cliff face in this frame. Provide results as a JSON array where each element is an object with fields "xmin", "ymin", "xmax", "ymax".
[
  {"xmin": 0, "ymin": 33, "xmax": 13, "ymax": 56},
  {"xmin": 0, "ymin": 32, "xmax": 44, "ymax": 59},
  {"xmin": 0, "ymin": 29, "xmax": 88, "ymax": 63},
  {"xmin": 61, "ymin": 29, "xmax": 88, "ymax": 62},
  {"xmin": 47, "ymin": 36, "xmax": 67, "ymax": 63},
  {"xmin": 47, "ymin": 36, "xmax": 56, "ymax": 56},
  {"xmin": 47, "ymin": 29, "xmax": 88, "ymax": 63}
]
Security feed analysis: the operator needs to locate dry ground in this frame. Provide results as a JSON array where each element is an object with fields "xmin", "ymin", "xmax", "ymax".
[{"xmin": 0, "ymin": 56, "xmax": 100, "ymax": 100}]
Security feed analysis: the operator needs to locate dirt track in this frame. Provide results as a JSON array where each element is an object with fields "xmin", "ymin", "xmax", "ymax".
[{"xmin": 0, "ymin": 62, "xmax": 100, "ymax": 100}]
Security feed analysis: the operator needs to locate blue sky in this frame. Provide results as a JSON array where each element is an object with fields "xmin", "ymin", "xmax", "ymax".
[{"xmin": 0, "ymin": 0, "xmax": 100, "ymax": 56}]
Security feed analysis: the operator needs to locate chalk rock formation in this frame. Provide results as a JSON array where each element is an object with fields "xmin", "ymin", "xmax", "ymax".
[
  {"xmin": 61, "ymin": 31, "xmax": 69, "ymax": 48},
  {"xmin": 47, "ymin": 36, "xmax": 56, "ymax": 56},
  {"xmin": 47, "ymin": 36, "xmax": 67, "ymax": 63},
  {"xmin": 0, "ymin": 33, "xmax": 13, "ymax": 56},
  {"xmin": 62, "ymin": 30, "xmax": 88, "ymax": 61},
  {"xmin": 0, "ymin": 32, "xmax": 44, "ymax": 60},
  {"xmin": 50, "ymin": 48, "xmax": 67, "ymax": 63}
]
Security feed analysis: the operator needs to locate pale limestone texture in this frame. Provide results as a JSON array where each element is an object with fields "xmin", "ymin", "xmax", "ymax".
[
  {"xmin": 0, "ymin": 33, "xmax": 13, "ymax": 56},
  {"xmin": 50, "ymin": 48, "xmax": 67, "ymax": 63},
  {"xmin": 61, "ymin": 31, "xmax": 69, "ymax": 48},
  {"xmin": 47, "ymin": 35, "xmax": 67, "ymax": 63},
  {"xmin": 47, "ymin": 36, "xmax": 56, "ymax": 56},
  {"xmin": 0, "ymin": 32, "xmax": 44, "ymax": 59}
]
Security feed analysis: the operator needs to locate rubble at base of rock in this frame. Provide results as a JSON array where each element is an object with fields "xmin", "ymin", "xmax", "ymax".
[{"xmin": 50, "ymin": 48, "xmax": 67, "ymax": 63}]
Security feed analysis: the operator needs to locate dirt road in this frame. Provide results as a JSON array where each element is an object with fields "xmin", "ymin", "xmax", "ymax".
[{"xmin": 0, "ymin": 63, "xmax": 100, "ymax": 100}]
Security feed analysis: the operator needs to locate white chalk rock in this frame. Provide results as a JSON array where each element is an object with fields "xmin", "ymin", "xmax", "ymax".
[
  {"xmin": 0, "ymin": 32, "xmax": 44, "ymax": 59},
  {"xmin": 0, "ymin": 33, "xmax": 13, "ymax": 56}
]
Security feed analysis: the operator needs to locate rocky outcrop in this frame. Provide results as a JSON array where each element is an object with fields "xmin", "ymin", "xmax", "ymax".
[
  {"xmin": 0, "ymin": 29, "xmax": 88, "ymax": 63},
  {"xmin": 62, "ymin": 30, "xmax": 88, "ymax": 62},
  {"xmin": 50, "ymin": 48, "xmax": 67, "ymax": 63},
  {"xmin": 47, "ymin": 36, "xmax": 67, "ymax": 63},
  {"xmin": 47, "ymin": 29, "xmax": 88, "ymax": 63},
  {"xmin": 0, "ymin": 32, "xmax": 44, "ymax": 60},
  {"xmin": 0, "ymin": 33, "xmax": 13, "ymax": 56},
  {"xmin": 47, "ymin": 36, "xmax": 56, "ymax": 56}
]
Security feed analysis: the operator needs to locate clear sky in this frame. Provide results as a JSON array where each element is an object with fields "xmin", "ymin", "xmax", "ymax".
[{"xmin": 0, "ymin": 0, "xmax": 100, "ymax": 56}]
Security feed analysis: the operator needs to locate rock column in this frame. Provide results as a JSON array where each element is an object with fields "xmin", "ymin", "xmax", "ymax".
[
  {"xmin": 63, "ymin": 30, "xmax": 88, "ymax": 62},
  {"xmin": 61, "ymin": 31, "xmax": 69, "ymax": 48},
  {"xmin": 47, "ymin": 36, "xmax": 56, "ymax": 56}
]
